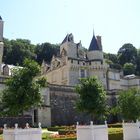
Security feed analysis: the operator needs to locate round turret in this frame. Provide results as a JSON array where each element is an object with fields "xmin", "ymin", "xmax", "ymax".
[{"xmin": 87, "ymin": 33, "xmax": 103, "ymax": 60}]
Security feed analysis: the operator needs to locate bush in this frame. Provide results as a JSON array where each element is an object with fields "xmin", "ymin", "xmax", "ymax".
[
  {"xmin": 58, "ymin": 129, "xmax": 76, "ymax": 135},
  {"xmin": 108, "ymin": 123, "xmax": 122, "ymax": 128},
  {"xmin": 55, "ymin": 138, "xmax": 76, "ymax": 140},
  {"xmin": 47, "ymin": 126, "xmax": 75, "ymax": 132},
  {"xmin": 47, "ymin": 126, "xmax": 66, "ymax": 131}
]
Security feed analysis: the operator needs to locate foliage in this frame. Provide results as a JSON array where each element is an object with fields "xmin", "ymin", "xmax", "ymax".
[
  {"xmin": 136, "ymin": 49, "xmax": 140, "ymax": 75},
  {"xmin": 3, "ymin": 39, "xmax": 36, "ymax": 66},
  {"xmin": 0, "ymin": 59, "xmax": 42, "ymax": 116},
  {"xmin": 104, "ymin": 53, "xmax": 118, "ymax": 64},
  {"xmin": 35, "ymin": 42, "xmax": 60, "ymax": 65},
  {"xmin": 117, "ymin": 43, "xmax": 137, "ymax": 66},
  {"xmin": 123, "ymin": 63, "xmax": 135, "ymax": 75},
  {"xmin": 110, "ymin": 63, "xmax": 122, "ymax": 70},
  {"xmin": 108, "ymin": 123, "xmax": 122, "ymax": 128},
  {"xmin": 47, "ymin": 126, "xmax": 68, "ymax": 132},
  {"xmin": 58, "ymin": 129, "xmax": 76, "ymax": 135},
  {"xmin": 36, "ymin": 77, "xmax": 47, "ymax": 87},
  {"xmin": 117, "ymin": 88, "xmax": 140, "ymax": 121},
  {"xmin": 3, "ymin": 39, "xmax": 60, "ymax": 66},
  {"xmin": 75, "ymin": 77, "xmax": 107, "ymax": 121}
]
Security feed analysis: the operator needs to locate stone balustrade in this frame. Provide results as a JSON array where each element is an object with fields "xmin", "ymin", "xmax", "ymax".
[
  {"xmin": 76, "ymin": 121, "xmax": 108, "ymax": 140},
  {"xmin": 3, "ymin": 123, "xmax": 42, "ymax": 140},
  {"xmin": 123, "ymin": 120, "xmax": 140, "ymax": 140}
]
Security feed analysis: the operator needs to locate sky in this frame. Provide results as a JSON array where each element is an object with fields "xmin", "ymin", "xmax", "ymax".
[{"xmin": 0, "ymin": 0, "xmax": 140, "ymax": 54}]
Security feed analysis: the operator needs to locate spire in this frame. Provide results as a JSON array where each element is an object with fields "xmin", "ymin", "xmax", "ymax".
[
  {"xmin": 93, "ymin": 28, "xmax": 95, "ymax": 36},
  {"xmin": 88, "ymin": 30, "xmax": 100, "ymax": 51}
]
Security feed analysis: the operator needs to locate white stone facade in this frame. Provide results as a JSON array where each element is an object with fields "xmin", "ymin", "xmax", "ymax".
[{"xmin": 42, "ymin": 33, "xmax": 140, "ymax": 90}]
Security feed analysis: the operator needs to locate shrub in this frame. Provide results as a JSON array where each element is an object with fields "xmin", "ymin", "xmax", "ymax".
[
  {"xmin": 108, "ymin": 123, "xmax": 122, "ymax": 128},
  {"xmin": 54, "ymin": 138, "xmax": 76, "ymax": 140},
  {"xmin": 58, "ymin": 129, "xmax": 76, "ymax": 135},
  {"xmin": 47, "ymin": 126, "xmax": 66, "ymax": 131}
]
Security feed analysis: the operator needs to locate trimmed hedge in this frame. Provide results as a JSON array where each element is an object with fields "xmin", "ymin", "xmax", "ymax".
[
  {"xmin": 54, "ymin": 138, "xmax": 76, "ymax": 140},
  {"xmin": 47, "ymin": 126, "xmax": 66, "ymax": 131},
  {"xmin": 58, "ymin": 129, "xmax": 76, "ymax": 135},
  {"xmin": 108, "ymin": 123, "xmax": 122, "ymax": 128}
]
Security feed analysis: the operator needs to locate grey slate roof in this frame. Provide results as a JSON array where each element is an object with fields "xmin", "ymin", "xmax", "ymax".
[
  {"xmin": 61, "ymin": 34, "xmax": 68, "ymax": 44},
  {"xmin": 61, "ymin": 33, "xmax": 74, "ymax": 44},
  {"xmin": 88, "ymin": 35, "xmax": 100, "ymax": 51}
]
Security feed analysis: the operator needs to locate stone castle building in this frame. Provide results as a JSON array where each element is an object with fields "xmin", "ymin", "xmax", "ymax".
[
  {"xmin": 0, "ymin": 16, "xmax": 140, "ymax": 127},
  {"xmin": 42, "ymin": 32, "xmax": 140, "ymax": 90}
]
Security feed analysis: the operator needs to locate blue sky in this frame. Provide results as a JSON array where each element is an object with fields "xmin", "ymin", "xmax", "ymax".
[{"xmin": 0, "ymin": 0, "xmax": 140, "ymax": 54}]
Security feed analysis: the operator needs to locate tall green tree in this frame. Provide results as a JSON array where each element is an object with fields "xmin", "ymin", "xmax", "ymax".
[
  {"xmin": 75, "ymin": 77, "xmax": 107, "ymax": 122},
  {"xmin": 117, "ymin": 88, "xmax": 140, "ymax": 121},
  {"xmin": 123, "ymin": 63, "xmax": 136, "ymax": 75},
  {"xmin": 104, "ymin": 53, "xmax": 118, "ymax": 64},
  {"xmin": 117, "ymin": 43, "xmax": 137, "ymax": 66},
  {"xmin": 35, "ymin": 42, "xmax": 60, "ymax": 65},
  {"xmin": 3, "ymin": 39, "xmax": 36, "ymax": 66},
  {"xmin": 136, "ymin": 49, "xmax": 140, "ymax": 76},
  {"xmin": 0, "ymin": 59, "xmax": 42, "ymax": 116}
]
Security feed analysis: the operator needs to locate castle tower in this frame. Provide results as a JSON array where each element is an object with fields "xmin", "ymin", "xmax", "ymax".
[
  {"xmin": 87, "ymin": 31, "xmax": 103, "ymax": 60},
  {"xmin": 0, "ymin": 16, "xmax": 4, "ymax": 75},
  {"xmin": 60, "ymin": 33, "xmax": 77, "ymax": 58}
]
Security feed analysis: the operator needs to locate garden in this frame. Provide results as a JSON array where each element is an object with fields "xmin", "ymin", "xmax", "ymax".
[{"xmin": 0, "ymin": 124, "xmax": 123, "ymax": 140}]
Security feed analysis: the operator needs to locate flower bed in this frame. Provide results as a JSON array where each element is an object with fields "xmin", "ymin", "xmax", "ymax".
[{"xmin": 50, "ymin": 133, "xmax": 76, "ymax": 140}]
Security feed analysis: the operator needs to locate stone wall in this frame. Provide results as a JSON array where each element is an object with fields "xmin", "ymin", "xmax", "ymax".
[
  {"xmin": 0, "ymin": 116, "xmax": 32, "ymax": 127},
  {"xmin": 48, "ymin": 84, "xmax": 119, "ymax": 126},
  {"xmin": 49, "ymin": 84, "xmax": 91, "ymax": 126}
]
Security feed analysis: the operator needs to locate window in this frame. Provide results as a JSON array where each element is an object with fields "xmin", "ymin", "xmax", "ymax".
[
  {"xmin": 80, "ymin": 69, "xmax": 85, "ymax": 78},
  {"xmin": 71, "ymin": 59, "xmax": 73, "ymax": 63},
  {"xmin": 78, "ymin": 61, "xmax": 79, "ymax": 64}
]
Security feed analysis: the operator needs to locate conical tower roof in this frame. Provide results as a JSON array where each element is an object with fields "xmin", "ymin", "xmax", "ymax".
[{"xmin": 88, "ymin": 30, "xmax": 100, "ymax": 51}]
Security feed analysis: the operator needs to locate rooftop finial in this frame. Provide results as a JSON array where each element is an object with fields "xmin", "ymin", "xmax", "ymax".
[
  {"xmin": 0, "ymin": 16, "xmax": 2, "ymax": 20},
  {"xmin": 93, "ymin": 27, "xmax": 95, "ymax": 36}
]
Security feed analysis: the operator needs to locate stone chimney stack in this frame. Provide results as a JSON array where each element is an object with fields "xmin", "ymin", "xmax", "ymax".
[{"xmin": 96, "ymin": 36, "xmax": 102, "ymax": 50}]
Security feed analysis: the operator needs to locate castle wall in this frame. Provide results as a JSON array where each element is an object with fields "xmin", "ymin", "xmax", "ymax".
[
  {"xmin": 87, "ymin": 51, "xmax": 103, "ymax": 60},
  {"xmin": 88, "ymin": 69, "xmax": 107, "ymax": 89},
  {"xmin": 45, "ymin": 65, "xmax": 69, "ymax": 85},
  {"xmin": 108, "ymin": 70, "xmax": 121, "ymax": 90},
  {"xmin": 48, "ymin": 84, "xmax": 91, "ymax": 126},
  {"xmin": 60, "ymin": 42, "xmax": 77, "ymax": 58},
  {"xmin": 121, "ymin": 78, "xmax": 140, "ymax": 89}
]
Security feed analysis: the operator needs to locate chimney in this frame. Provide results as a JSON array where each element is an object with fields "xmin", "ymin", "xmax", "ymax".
[{"xmin": 96, "ymin": 36, "xmax": 102, "ymax": 50}]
